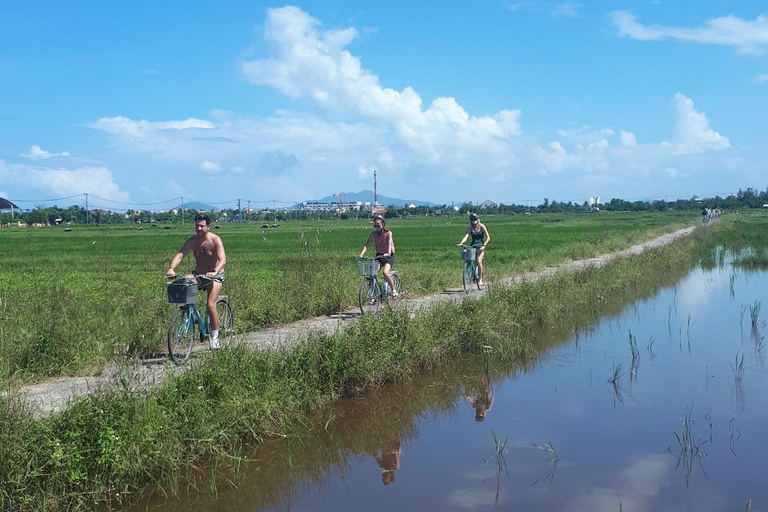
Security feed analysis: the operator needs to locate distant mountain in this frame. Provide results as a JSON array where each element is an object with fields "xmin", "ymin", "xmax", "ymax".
[
  {"xmin": 308, "ymin": 190, "xmax": 435, "ymax": 207},
  {"xmin": 176, "ymin": 201, "xmax": 218, "ymax": 211}
]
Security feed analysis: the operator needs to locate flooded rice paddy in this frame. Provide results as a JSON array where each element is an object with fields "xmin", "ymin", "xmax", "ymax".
[{"xmin": 129, "ymin": 258, "xmax": 768, "ymax": 512}]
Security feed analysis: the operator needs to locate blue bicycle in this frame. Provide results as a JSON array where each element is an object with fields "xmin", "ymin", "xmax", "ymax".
[
  {"xmin": 357, "ymin": 257, "xmax": 402, "ymax": 315},
  {"xmin": 166, "ymin": 276, "xmax": 234, "ymax": 365},
  {"xmin": 459, "ymin": 244, "xmax": 483, "ymax": 291}
]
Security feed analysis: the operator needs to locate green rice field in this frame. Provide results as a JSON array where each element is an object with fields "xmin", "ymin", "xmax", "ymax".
[{"xmin": 0, "ymin": 211, "xmax": 697, "ymax": 383}]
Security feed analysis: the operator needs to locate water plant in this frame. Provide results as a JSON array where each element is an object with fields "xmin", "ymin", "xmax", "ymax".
[
  {"xmin": 671, "ymin": 404, "xmax": 708, "ymax": 487},
  {"xmin": 608, "ymin": 363, "xmax": 624, "ymax": 404},
  {"xmin": 646, "ymin": 334, "xmax": 656, "ymax": 357},
  {"xmin": 729, "ymin": 418, "xmax": 742, "ymax": 456},
  {"xmin": 748, "ymin": 300, "xmax": 763, "ymax": 328},
  {"xmin": 531, "ymin": 441, "xmax": 560, "ymax": 485},
  {"xmin": 628, "ymin": 330, "xmax": 640, "ymax": 364},
  {"xmin": 730, "ymin": 351, "xmax": 746, "ymax": 382},
  {"xmin": 486, "ymin": 430, "xmax": 509, "ymax": 505}
]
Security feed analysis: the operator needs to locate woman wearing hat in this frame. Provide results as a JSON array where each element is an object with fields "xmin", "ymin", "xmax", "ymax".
[
  {"xmin": 456, "ymin": 213, "xmax": 490, "ymax": 288},
  {"xmin": 359, "ymin": 215, "xmax": 398, "ymax": 298}
]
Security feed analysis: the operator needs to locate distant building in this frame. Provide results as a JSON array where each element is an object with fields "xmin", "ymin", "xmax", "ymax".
[{"xmin": 480, "ymin": 200, "xmax": 496, "ymax": 209}]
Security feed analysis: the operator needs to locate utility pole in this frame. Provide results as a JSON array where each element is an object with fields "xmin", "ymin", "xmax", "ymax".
[
  {"xmin": 237, "ymin": 199, "xmax": 241, "ymax": 222},
  {"xmin": 85, "ymin": 193, "xmax": 89, "ymax": 225},
  {"xmin": 247, "ymin": 200, "xmax": 251, "ymax": 222},
  {"xmin": 181, "ymin": 196, "xmax": 184, "ymax": 225},
  {"xmin": 373, "ymin": 169, "xmax": 378, "ymax": 206}
]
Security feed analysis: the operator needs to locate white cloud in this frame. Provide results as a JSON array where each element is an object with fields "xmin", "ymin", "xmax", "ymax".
[
  {"xmin": 611, "ymin": 11, "xmax": 768, "ymax": 54},
  {"xmin": 20, "ymin": 145, "xmax": 70, "ymax": 160},
  {"xmin": 553, "ymin": 2, "xmax": 579, "ymax": 18},
  {"xmin": 89, "ymin": 116, "xmax": 215, "ymax": 139},
  {"xmin": 620, "ymin": 130, "xmax": 637, "ymax": 146},
  {"xmin": 671, "ymin": 92, "xmax": 730, "ymax": 153},
  {"xmin": 200, "ymin": 160, "xmax": 222, "ymax": 174},
  {"xmin": 240, "ymin": 6, "xmax": 522, "ymax": 154},
  {"xmin": 81, "ymin": 8, "xmax": 736, "ymax": 205},
  {"xmin": 753, "ymin": 73, "xmax": 768, "ymax": 84},
  {"xmin": 0, "ymin": 159, "xmax": 130, "ymax": 202}
]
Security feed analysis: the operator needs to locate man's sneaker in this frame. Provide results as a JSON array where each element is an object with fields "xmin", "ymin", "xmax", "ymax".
[
  {"xmin": 391, "ymin": 291, "xmax": 400, "ymax": 299},
  {"xmin": 210, "ymin": 336, "xmax": 220, "ymax": 349}
]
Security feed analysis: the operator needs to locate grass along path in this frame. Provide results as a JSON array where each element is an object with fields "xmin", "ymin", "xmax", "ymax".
[{"xmin": 17, "ymin": 224, "xmax": 699, "ymax": 418}]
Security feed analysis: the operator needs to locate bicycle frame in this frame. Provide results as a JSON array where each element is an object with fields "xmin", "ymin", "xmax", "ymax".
[{"xmin": 460, "ymin": 245, "xmax": 482, "ymax": 291}]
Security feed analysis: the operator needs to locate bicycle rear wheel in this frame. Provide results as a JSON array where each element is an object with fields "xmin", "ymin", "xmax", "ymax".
[
  {"xmin": 359, "ymin": 278, "xmax": 380, "ymax": 315},
  {"xmin": 216, "ymin": 299, "xmax": 234, "ymax": 347},
  {"xmin": 475, "ymin": 263, "xmax": 482, "ymax": 290},
  {"xmin": 391, "ymin": 273, "xmax": 402, "ymax": 298},
  {"xmin": 168, "ymin": 306, "xmax": 195, "ymax": 365}
]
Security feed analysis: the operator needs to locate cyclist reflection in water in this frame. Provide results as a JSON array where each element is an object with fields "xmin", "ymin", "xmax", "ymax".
[
  {"xmin": 464, "ymin": 376, "xmax": 494, "ymax": 422},
  {"xmin": 375, "ymin": 440, "xmax": 401, "ymax": 485},
  {"xmin": 165, "ymin": 213, "xmax": 227, "ymax": 348}
]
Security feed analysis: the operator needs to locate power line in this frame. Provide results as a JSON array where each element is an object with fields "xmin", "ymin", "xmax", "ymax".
[
  {"xmin": 9, "ymin": 194, "xmax": 82, "ymax": 203},
  {"xmin": 88, "ymin": 194, "xmax": 182, "ymax": 206}
]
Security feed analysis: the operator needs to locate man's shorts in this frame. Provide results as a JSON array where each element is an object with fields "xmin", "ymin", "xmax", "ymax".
[
  {"xmin": 193, "ymin": 270, "xmax": 225, "ymax": 289},
  {"xmin": 375, "ymin": 254, "xmax": 395, "ymax": 268}
]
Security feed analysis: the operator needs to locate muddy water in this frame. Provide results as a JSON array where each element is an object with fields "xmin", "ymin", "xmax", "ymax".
[{"xmin": 128, "ymin": 262, "xmax": 768, "ymax": 512}]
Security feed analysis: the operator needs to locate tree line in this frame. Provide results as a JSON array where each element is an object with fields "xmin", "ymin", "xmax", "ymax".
[{"xmin": 3, "ymin": 187, "xmax": 767, "ymax": 226}]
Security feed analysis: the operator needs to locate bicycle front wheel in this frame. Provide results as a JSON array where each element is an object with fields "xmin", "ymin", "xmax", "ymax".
[
  {"xmin": 463, "ymin": 263, "xmax": 472, "ymax": 291},
  {"xmin": 168, "ymin": 306, "xmax": 195, "ymax": 365},
  {"xmin": 359, "ymin": 279, "xmax": 380, "ymax": 315},
  {"xmin": 216, "ymin": 299, "xmax": 234, "ymax": 347}
]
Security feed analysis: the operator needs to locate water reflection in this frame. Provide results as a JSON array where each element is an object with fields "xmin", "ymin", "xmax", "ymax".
[
  {"xmin": 124, "ymin": 254, "xmax": 768, "ymax": 512},
  {"xmin": 463, "ymin": 375, "xmax": 494, "ymax": 422},
  {"xmin": 375, "ymin": 440, "xmax": 401, "ymax": 485}
]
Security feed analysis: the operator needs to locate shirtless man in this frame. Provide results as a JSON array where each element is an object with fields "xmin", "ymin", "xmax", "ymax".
[{"xmin": 165, "ymin": 213, "xmax": 227, "ymax": 347}]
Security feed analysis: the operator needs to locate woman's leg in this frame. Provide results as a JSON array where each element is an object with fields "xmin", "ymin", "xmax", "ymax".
[
  {"xmin": 476, "ymin": 251, "xmax": 485, "ymax": 285},
  {"xmin": 381, "ymin": 263, "xmax": 396, "ymax": 293}
]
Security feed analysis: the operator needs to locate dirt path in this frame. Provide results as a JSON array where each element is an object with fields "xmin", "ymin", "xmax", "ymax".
[{"xmin": 17, "ymin": 226, "xmax": 697, "ymax": 417}]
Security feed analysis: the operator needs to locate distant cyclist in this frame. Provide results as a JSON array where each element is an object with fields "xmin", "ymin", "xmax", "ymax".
[
  {"xmin": 165, "ymin": 213, "xmax": 227, "ymax": 348},
  {"xmin": 359, "ymin": 215, "xmax": 398, "ymax": 299},
  {"xmin": 457, "ymin": 213, "xmax": 490, "ymax": 288}
]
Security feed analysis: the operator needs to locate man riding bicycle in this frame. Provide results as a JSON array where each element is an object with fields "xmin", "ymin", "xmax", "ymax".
[
  {"xmin": 165, "ymin": 213, "xmax": 227, "ymax": 347},
  {"xmin": 358, "ymin": 215, "xmax": 398, "ymax": 299}
]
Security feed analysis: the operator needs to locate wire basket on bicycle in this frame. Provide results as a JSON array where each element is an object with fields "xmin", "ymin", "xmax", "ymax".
[
  {"xmin": 357, "ymin": 258, "xmax": 380, "ymax": 277},
  {"xmin": 460, "ymin": 246, "xmax": 477, "ymax": 262},
  {"xmin": 166, "ymin": 279, "xmax": 198, "ymax": 304}
]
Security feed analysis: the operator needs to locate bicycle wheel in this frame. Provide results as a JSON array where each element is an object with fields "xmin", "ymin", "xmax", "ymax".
[
  {"xmin": 391, "ymin": 273, "xmax": 402, "ymax": 298},
  {"xmin": 216, "ymin": 299, "xmax": 234, "ymax": 347},
  {"xmin": 359, "ymin": 279, "xmax": 380, "ymax": 315},
  {"xmin": 168, "ymin": 306, "xmax": 195, "ymax": 365},
  {"xmin": 475, "ymin": 262, "xmax": 482, "ymax": 290},
  {"xmin": 463, "ymin": 262, "xmax": 472, "ymax": 291}
]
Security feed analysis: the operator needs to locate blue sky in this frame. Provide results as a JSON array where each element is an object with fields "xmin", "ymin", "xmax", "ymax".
[{"xmin": 1, "ymin": 1, "xmax": 767, "ymax": 210}]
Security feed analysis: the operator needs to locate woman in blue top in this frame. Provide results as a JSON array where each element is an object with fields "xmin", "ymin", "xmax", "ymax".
[{"xmin": 456, "ymin": 213, "xmax": 490, "ymax": 287}]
